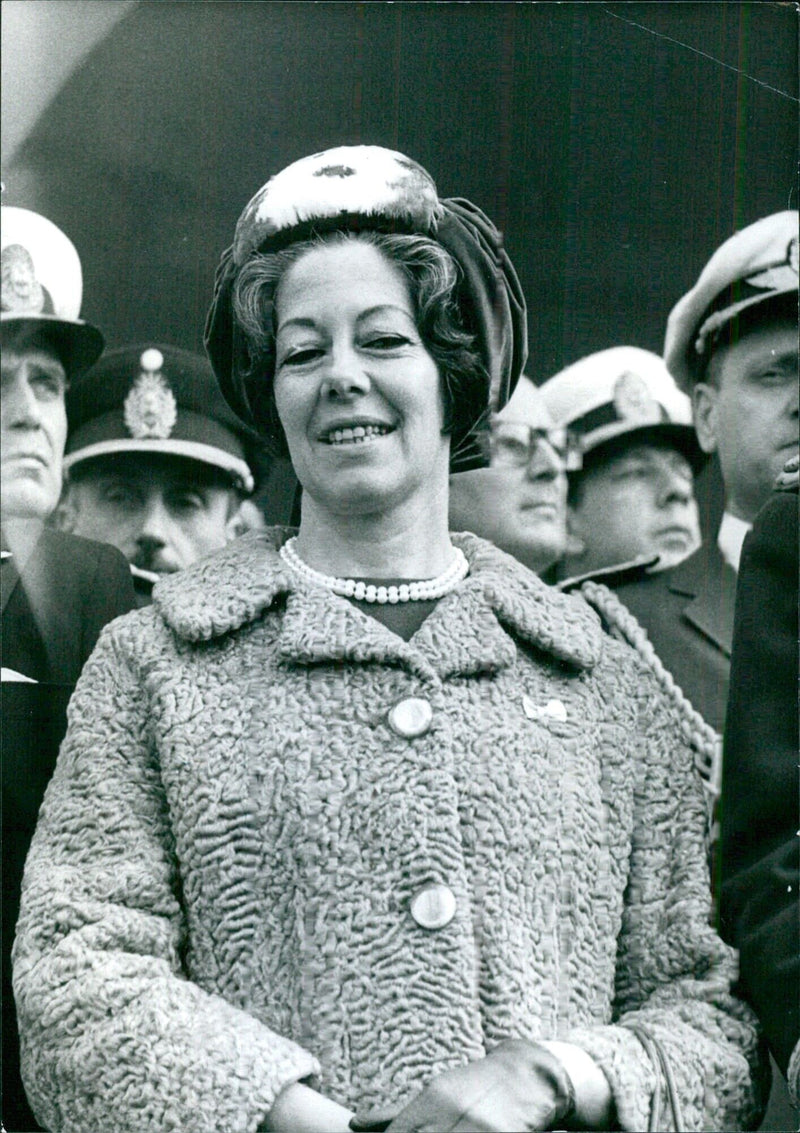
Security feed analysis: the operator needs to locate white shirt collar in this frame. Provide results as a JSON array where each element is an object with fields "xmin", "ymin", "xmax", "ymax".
[{"xmin": 717, "ymin": 511, "xmax": 751, "ymax": 572}]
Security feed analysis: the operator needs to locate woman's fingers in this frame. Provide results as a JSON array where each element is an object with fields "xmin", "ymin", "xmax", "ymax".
[{"xmin": 383, "ymin": 1045, "xmax": 566, "ymax": 1132}]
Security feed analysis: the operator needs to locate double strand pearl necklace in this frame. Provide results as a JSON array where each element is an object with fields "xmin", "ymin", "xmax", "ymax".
[{"xmin": 279, "ymin": 536, "xmax": 469, "ymax": 604}]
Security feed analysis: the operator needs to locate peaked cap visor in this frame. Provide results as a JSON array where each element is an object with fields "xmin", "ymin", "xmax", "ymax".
[
  {"xmin": 581, "ymin": 422, "xmax": 706, "ymax": 475},
  {"xmin": 1, "ymin": 313, "xmax": 104, "ymax": 380}
]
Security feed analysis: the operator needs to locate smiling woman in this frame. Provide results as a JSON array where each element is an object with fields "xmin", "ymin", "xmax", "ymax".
[
  {"xmin": 233, "ymin": 232, "xmax": 482, "ymax": 577},
  {"xmin": 273, "ymin": 240, "xmax": 448, "ymax": 535},
  {"xmin": 13, "ymin": 146, "xmax": 767, "ymax": 1133}
]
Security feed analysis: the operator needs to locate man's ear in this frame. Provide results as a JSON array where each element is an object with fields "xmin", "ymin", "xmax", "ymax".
[
  {"xmin": 225, "ymin": 498, "xmax": 264, "ymax": 542},
  {"xmin": 692, "ymin": 382, "xmax": 719, "ymax": 455}
]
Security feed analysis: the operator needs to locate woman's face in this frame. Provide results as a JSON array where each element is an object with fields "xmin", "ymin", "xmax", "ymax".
[{"xmin": 273, "ymin": 240, "xmax": 450, "ymax": 516}]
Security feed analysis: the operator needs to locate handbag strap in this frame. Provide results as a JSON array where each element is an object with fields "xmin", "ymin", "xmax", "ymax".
[{"xmin": 623, "ymin": 1023, "xmax": 685, "ymax": 1132}]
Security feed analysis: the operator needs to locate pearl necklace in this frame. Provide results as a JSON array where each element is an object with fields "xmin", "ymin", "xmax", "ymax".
[{"xmin": 279, "ymin": 537, "xmax": 469, "ymax": 603}]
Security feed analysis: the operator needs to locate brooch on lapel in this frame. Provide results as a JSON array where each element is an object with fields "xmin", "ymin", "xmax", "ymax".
[{"xmin": 522, "ymin": 696, "xmax": 568, "ymax": 723}]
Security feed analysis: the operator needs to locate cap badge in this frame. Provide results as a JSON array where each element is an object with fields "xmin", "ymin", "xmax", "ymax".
[
  {"xmin": 123, "ymin": 349, "xmax": 178, "ymax": 440},
  {"xmin": 613, "ymin": 372, "xmax": 662, "ymax": 425},
  {"xmin": 744, "ymin": 235, "xmax": 799, "ymax": 291},
  {"xmin": 1, "ymin": 243, "xmax": 55, "ymax": 315}
]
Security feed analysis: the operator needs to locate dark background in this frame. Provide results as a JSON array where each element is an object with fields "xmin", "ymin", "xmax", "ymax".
[{"xmin": 3, "ymin": 1, "xmax": 797, "ymax": 521}]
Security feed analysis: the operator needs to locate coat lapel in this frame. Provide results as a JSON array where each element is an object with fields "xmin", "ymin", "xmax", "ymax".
[
  {"xmin": 668, "ymin": 541, "xmax": 737, "ymax": 658},
  {"xmin": 155, "ymin": 529, "xmax": 604, "ymax": 678},
  {"xmin": 1, "ymin": 550, "xmax": 22, "ymax": 616},
  {"xmin": 277, "ymin": 583, "xmax": 439, "ymax": 678}
]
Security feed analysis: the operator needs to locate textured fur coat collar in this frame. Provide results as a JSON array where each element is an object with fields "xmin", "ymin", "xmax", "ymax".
[{"xmin": 153, "ymin": 529, "xmax": 603, "ymax": 675}]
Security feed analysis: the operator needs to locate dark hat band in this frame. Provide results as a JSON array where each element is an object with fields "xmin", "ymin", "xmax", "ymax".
[
  {"xmin": 696, "ymin": 263, "xmax": 797, "ymax": 338},
  {"xmin": 707, "ymin": 270, "xmax": 793, "ymax": 315},
  {"xmin": 571, "ymin": 400, "xmax": 670, "ymax": 438},
  {"xmin": 1, "ymin": 314, "xmax": 104, "ymax": 379},
  {"xmin": 65, "ymin": 407, "xmax": 253, "ymax": 490},
  {"xmin": 565, "ymin": 401, "xmax": 704, "ymax": 471}
]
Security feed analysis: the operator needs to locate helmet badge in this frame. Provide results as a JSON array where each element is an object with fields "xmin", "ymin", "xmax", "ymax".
[
  {"xmin": 123, "ymin": 348, "xmax": 178, "ymax": 440},
  {"xmin": 613, "ymin": 371, "xmax": 662, "ymax": 424},
  {"xmin": 1, "ymin": 243, "xmax": 55, "ymax": 315}
]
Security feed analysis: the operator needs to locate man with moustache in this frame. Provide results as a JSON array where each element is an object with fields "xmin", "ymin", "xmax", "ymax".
[
  {"xmin": 448, "ymin": 374, "xmax": 577, "ymax": 578},
  {"xmin": 56, "ymin": 344, "xmax": 258, "ymax": 603},
  {"xmin": 612, "ymin": 211, "xmax": 798, "ymax": 735},
  {"xmin": 1, "ymin": 206, "xmax": 136, "ymax": 1132}
]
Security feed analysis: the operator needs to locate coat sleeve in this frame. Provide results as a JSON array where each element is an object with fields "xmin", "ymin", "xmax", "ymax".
[
  {"xmin": 566, "ymin": 647, "xmax": 768, "ymax": 1132},
  {"xmin": 12, "ymin": 613, "xmax": 319, "ymax": 1133}
]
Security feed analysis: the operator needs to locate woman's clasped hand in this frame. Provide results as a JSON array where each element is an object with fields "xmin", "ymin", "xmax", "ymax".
[{"xmin": 354, "ymin": 1041, "xmax": 579, "ymax": 1132}]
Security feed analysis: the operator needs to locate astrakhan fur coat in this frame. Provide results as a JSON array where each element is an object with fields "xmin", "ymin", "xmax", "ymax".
[{"xmin": 14, "ymin": 531, "xmax": 764, "ymax": 1132}]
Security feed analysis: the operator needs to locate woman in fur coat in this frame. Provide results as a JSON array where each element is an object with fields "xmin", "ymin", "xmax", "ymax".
[{"xmin": 13, "ymin": 147, "xmax": 765, "ymax": 1133}]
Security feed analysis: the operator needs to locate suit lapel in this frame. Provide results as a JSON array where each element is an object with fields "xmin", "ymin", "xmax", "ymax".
[
  {"xmin": 1, "ymin": 552, "xmax": 22, "ymax": 615},
  {"xmin": 22, "ymin": 533, "xmax": 77, "ymax": 682},
  {"xmin": 668, "ymin": 541, "xmax": 737, "ymax": 658},
  {"xmin": 2, "ymin": 528, "xmax": 80, "ymax": 683},
  {"xmin": 1, "ymin": 521, "xmax": 40, "ymax": 615}
]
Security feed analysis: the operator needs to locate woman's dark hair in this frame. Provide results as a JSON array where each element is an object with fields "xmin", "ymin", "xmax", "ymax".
[{"xmin": 231, "ymin": 230, "xmax": 488, "ymax": 460}]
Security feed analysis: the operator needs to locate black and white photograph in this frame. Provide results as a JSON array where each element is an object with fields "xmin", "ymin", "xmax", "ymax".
[{"xmin": 2, "ymin": 3, "xmax": 797, "ymax": 1131}]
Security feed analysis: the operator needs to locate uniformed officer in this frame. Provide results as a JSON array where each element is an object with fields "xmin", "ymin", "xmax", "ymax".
[
  {"xmin": 608, "ymin": 213, "xmax": 798, "ymax": 1131},
  {"xmin": 610, "ymin": 211, "xmax": 798, "ymax": 734},
  {"xmin": 448, "ymin": 374, "xmax": 578, "ymax": 577},
  {"xmin": 1, "ymin": 203, "xmax": 137, "ymax": 679},
  {"xmin": 1, "ymin": 206, "xmax": 136, "ymax": 1133},
  {"xmin": 56, "ymin": 344, "xmax": 260, "ymax": 604},
  {"xmin": 539, "ymin": 345, "xmax": 704, "ymax": 579}
]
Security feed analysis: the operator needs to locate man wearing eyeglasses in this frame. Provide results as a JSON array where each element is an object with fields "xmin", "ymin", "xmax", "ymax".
[
  {"xmin": 449, "ymin": 374, "xmax": 576, "ymax": 577},
  {"xmin": 1, "ymin": 206, "xmax": 136, "ymax": 1131}
]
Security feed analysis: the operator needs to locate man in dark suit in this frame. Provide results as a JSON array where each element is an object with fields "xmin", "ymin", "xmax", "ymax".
[
  {"xmin": 2, "ymin": 205, "xmax": 136, "ymax": 1131},
  {"xmin": 718, "ymin": 456, "xmax": 799, "ymax": 1114},
  {"xmin": 613, "ymin": 211, "xmax": 798, "ymax": 734}
]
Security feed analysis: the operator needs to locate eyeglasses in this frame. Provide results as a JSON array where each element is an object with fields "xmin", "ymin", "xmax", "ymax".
[{"xmin": 487, "ymin": 420, "xmax": 583, "ymax": 471}]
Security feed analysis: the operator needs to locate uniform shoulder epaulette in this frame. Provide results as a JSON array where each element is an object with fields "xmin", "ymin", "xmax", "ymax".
[
  {"xmin": 775, "ymin": 453, "xmax": 799, "ymax": 492},
  {"xmin": 556, "ymin": 554, "xmax": 659, "ymax": 594}
]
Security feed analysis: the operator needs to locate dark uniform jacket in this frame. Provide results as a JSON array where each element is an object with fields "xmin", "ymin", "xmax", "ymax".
[
  {"xmin": 612, "ymin": 539, "xmax": 737, "ymax": 733},
  {"xmin": 718, "ymin": 483, "xmax": 799, "ymax": 1086},
  {"xmin": 2, "ymin": 525, "xmax": 136, "ymax": 1132}
]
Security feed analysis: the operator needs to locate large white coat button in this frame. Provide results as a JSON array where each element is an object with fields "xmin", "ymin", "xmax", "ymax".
[
  {"xmin": 388, "ymin": 697, "xmax": 433, "ymax": 738},
  {"xmin": 410, "ymin": 883, "xmax": 457, "ymax": 930}
]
